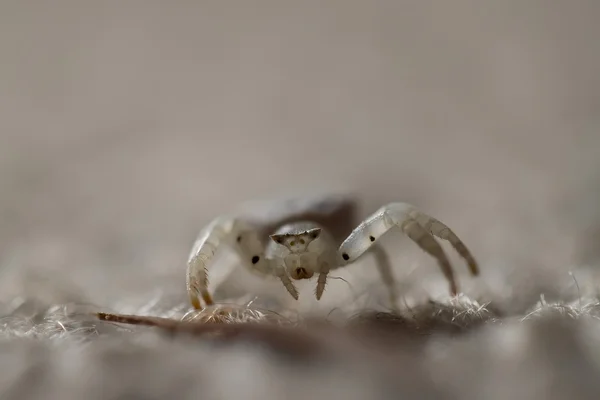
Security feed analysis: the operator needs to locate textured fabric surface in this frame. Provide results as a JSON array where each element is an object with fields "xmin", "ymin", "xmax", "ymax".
[{"xmin": 1, "ymin": 1, "xmax": 600, "ymax": 399}]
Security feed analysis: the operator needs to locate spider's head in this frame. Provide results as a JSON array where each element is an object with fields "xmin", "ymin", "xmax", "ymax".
[
  {"xmin": 270, "ymin": 227, "xmax": 321, "ymax": 253},
  {"xmin": 270, "ymin": 227, "xmax": 322, "ymax": 280}
]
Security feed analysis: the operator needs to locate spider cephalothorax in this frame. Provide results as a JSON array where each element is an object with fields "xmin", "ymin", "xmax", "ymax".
[
  {"xmin": 270, "ymin": 226, "xmax": 321, "ymax": 252},
  {"xmin": 186, "ymin": 198, "xmax": 479, "ymax": 310}
]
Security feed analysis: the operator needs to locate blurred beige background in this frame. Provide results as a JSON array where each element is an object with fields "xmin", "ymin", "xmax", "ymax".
[{"xmin": 1, "ymin": 1, "xmax": 599, "ymax": 313}]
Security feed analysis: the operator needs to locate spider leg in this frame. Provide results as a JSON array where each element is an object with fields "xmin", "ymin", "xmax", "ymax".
[
  {"xmin": 336, "ymin": 203, "xmax": 469, "ymax": 297},
  {"xmin": 408, "ymin": 211, "xmax": 479, "ymax": 276},
  {"xmin": 186, "ymin": 216, "xmax": 272, "ymax": 309},
  {"xmin": 400, "ymin": 219, "xmax": 458, "ymax": 295},
  {"xmin": 369, "ymin": 244, "xmax": 399, "ymax": 308}
]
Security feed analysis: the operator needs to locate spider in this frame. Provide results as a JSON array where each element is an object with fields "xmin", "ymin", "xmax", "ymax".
[{"xmin": 186, "ymin": 194, "xmax": 479, "ymax": 310}]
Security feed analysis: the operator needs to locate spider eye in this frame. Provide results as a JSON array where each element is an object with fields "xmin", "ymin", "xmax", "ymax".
[
  {"xmin": 269, "ymin": 235, "xmax": 284, "ymax": 244},
  {"xmin": 299, "ymin": 239, "xmax": 305, "ymax": 245},
  {"xmin": 290, "ymin": 241, "xmax": 295, "ymax": 246}
]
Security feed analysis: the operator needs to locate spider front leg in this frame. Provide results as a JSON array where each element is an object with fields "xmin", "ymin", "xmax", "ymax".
[
  {"xmin": 407, "ymin": 210, "xmax": 479, "ymax": 276},
  {"xmin": 313, "ymin": 245, "xmax": 394, "ymax": 304},
  {"xmin": 186, "ymin": 216, "xmax": 271, "ymax": 310},
  {"xmin": 336, "ymin": 203, "xmax": 478, "ymax": 298}
]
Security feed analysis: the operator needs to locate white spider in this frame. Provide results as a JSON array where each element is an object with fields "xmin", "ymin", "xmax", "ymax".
[{"xmin": 186, "ymin": 195, "xmax": 479, "ymax": 310}]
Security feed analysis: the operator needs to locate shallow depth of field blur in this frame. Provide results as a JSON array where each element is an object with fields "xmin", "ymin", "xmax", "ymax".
[{"xmin": 1, "ymin": 2, "xmax": 600, "ymax": 399}]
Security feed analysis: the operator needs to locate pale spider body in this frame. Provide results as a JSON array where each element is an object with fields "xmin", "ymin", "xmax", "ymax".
[{"xmin": 186, "ymin": 196, "xmax": 479, "ymax": 310}]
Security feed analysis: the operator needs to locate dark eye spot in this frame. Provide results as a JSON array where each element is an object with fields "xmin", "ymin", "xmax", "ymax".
[
  {"xmin": 236, "ymin": 235, "xmax": 242, "ymax": 243},
  {"xmin": 290, "ymin": 241, "xmax": 295, "ymax": 246},
  {"xmin": 369, "ymin": 235, "xmax": 375, "ymax": 242},
  {"xmin": 310, "ymin": 232, "xmax": 319, "ymax": 239},
  {"xmin": 299, "ymin": 239, "xmax": 305, "ymax": 245},
  {"xmin": 251, "ymin": 255, "xmax": 260, "ymax": 264},
  {"xmin": 342, "ymin": 253, "xmax": 349, "ymax": 261}
]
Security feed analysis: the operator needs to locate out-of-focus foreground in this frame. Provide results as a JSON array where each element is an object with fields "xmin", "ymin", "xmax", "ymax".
[{"xmin": 1, "ymin": 1, "xmax": 600, "ymax": 399}]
